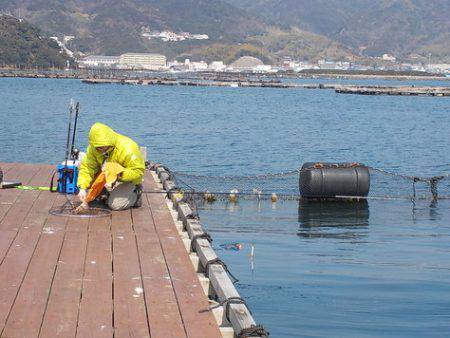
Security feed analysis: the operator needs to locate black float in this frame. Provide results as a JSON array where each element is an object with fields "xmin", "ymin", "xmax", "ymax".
[{"xmin": 300, "ymin": 162, "xmax": 370, "ymax": 199}]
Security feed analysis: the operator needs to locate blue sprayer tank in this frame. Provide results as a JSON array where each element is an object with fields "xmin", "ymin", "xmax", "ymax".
[{"xmin": 56, "ymin": 160, "xmax": 79, "ymax": 194}]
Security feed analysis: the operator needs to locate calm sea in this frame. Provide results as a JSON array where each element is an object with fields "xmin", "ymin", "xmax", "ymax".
[{"xmin": 1, "ymin": 77, "xmax": 450, "ymax": 337}]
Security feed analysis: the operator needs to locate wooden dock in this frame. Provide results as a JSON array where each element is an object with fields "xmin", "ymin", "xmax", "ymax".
[{"xmin": 0, "ymin": 162, "xmax": 234, "ymax": 338}]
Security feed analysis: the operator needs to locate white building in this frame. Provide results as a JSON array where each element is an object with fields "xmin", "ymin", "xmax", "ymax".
[
  {"xmin": 318, "ymin": 59, "xmax": 350, "ymax": 70},
  {"xmin": 427, "ymin": 64, "xmax": 450, "ymax": 74},
  {"xmin": 63, "ymin": 35, "xmax": 75, "ymax": 43},
  {"xmin": 209, "ymin": 61, "xmax": 226, "ymax": 72},
  {"xmin": 253, "ymin": 64, "xmax": 274, "ymax": 73},
  {"xmin": 293, "ymin": 61, "xmax": 315, "ymax": 71},
  {"xmin": 382, "ymin": 54, "xmax": 396, "ymax": 62},
  {"xmin": 119, "ymin": 53, "xmax": 167, "ymax": 70},
  {"xmin": 78, "ymin": 55, "xmax": 120, "ymax": 68},
  {"xmin": 191, "ymin": 34, "xmax": 209, "ymax": 40},
  {"xmin": 142, "ymin": 29, "xmax": 209, "ymax": 42},
  {"xmin": 188, "ymin": 61, "xmax": 208, "ymax": 72}
]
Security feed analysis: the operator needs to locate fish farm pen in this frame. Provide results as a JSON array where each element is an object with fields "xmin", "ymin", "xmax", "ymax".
[{"xmin": 81, "ymin": 78, "xmax": 450, "ymax": 96}]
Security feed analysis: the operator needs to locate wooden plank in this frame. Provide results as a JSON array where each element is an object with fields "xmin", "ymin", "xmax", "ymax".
[
  {"xmin": 0, "ymin": 163, "xmax": 51, "ymax": 217},
  {"xmin": 111, "ymin": 210, "xmax": 150, "ymax": 338},
  {"xmin": 76, "ymin": 216, "xmax": 114, "ymax": 338},
  {"xmin": 144, "ymin": 174, "xmax": 222, "ymax": 338},
  {"xmin": 0, "ymin": 163, "xmax": 41, "ymax": 208},
  {"xmin": 132, "ymin": 193, "xmax": 186, "ymax": 338},
  {"xmin": 39, "ymin": 217, "xmax": 90, "ymax": 338},
  {"xmin": 1, "ymin": 160, "xmax": 53, "ymax": 223},
  {"xmin": 0, "ymin": 165, "xmax": 54, "ymax": 263},
  {"xmin": 0, "ymin": 206, "xmax": 11, "ymax": 224},
  {"xmin": 0, "ymin": 162, "xmax": 15, "ymax": 175},
  {"xmin": 1, "ymin": 193, "xmax": 68, "ymax": 337},
  {"xmin": 0, "ymin": 162, "xmax": 33, "ymax": 176},
  {"xmin": 0, "ymin": 191, "xmax": 61, "ymax": 333}
]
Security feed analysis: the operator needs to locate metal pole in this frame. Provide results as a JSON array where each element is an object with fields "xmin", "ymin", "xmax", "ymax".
[
  {"xmin": 64, "ymin": 99, "xmax": 74, "ymax": 165},
  {"xmin": 62, "ymin": 99, "xmax": 74, "ymax": 193},
  {"xmin": 70, "ymin": 101, "xmax": 79, "ymax": 159}
]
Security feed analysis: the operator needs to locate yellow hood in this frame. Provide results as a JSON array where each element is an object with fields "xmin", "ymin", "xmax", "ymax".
[{"xmin": 88, "ymin": 122, "xmax": 118, "ymax": 148}]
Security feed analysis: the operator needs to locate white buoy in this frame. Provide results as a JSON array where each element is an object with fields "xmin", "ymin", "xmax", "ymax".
[
  {"xmin": 271, "ymin": 193, "xmax": 278, "ymax": 203},
  {"xmin": 204, "ymin": 190, "xmax": 216, "ymax": 203},
  {"xmin": 229, "ymin": 189, "xmax": 239, "ymax": 203}
]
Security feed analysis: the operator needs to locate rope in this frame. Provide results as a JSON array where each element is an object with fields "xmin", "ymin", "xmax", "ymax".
[
  {"xmin": 201, "ymin": 297, "xmax": 248, "ymax": 322},
  {"xmin": 190, "ymin": 232, "xmax": 212, "ymax": 252},
  {"xmin": 182, "ymin": 189, "xmax": 201, "ymax": 219},
  {"xmin": 141, "ymin": 189, "xmax": 450, "ymax": 202},
  {"xmin": 204, "ymin": 257, "xmax": 239, "ymax": 284},
  {"xmin": 173, "ymin": 169, "xmax": 300, "ymax": 181},
  {"xmin": 200, "ymin": 296, "xmax": 270, "ymax": 337},
  {"xmin": 237, "ymin": 325, "xmax": 270, "ymax": 338},
  {"xmin": 185, "ymin": 210, "xmax": 200, "ymax": 220},
  {"xmin": 166, "ymin": 187, "xmax": 180, "ymax": 198},
  {"xmin": 175, "ymin": 164, "xmax": 450, "ymax": 185}
]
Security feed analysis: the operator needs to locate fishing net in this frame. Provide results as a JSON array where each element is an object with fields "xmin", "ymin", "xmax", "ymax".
[
  {"xmin": 49, "ymin": 200, "xmax": 112, "ymax": 218},
  {"xmin": 171, "ymin": 165, "xmax": 450, "ymax": 203}
]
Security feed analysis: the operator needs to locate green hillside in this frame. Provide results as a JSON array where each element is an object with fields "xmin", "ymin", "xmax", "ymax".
[
  {"xmin": 2, "ymin": 0, "xmax": 446, "ymax": 63},
  {"xmin": 0, "ymin": 0, "xmax": 355, "ymax": 62},
  {"xmin": 226, "ymin": 0, "xmax": 450, "ymax": 62},
  {"xmin": 0, "ymin": 14, "xmax": 69, "ymax": 68},
  {"xmin": 0, "ymin": 0, "xmax": 265, "ymax": 56}
]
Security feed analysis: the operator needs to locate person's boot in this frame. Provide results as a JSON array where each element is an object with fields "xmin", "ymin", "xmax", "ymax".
[{"xmin": 134, "ymin": 184, "xmax": 143, "ymax": 208}]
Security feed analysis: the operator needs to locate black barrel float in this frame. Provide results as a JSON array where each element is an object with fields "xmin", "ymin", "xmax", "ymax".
[{"xmin": 299, "ymin": 162, "xmax": 370, "ymax": 199}]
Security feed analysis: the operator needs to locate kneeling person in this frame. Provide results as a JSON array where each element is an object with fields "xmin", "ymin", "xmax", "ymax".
[{"xmin": 77, "ymin": 123, "xmax": 145, "ymax": 211}]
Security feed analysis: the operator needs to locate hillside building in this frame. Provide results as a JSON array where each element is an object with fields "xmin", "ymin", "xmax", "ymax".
[
  {"xmin": 78, "ymin": 55, "xmax": 120, "ymax": 68},
  {"xmin": 209, "ymin": 61, "xmax": 226, "ymax": 72},
  {"xmin": 119, "ymin": 53, "xmax": 167, "ymax": 70},
  {"xmin": 187, "ymin": 60, "xmax": 208, "ymax": 71},
  {"xmin": 427, "ymin": 63, "xmax": 450, "ymax": 74},
  {"xmin": 318, "ymin": 59, "xmax": 350, "ymax": 70},
  {"xmin": 382, "ymin": 54, "xmax": 396, "ymax": 62}
]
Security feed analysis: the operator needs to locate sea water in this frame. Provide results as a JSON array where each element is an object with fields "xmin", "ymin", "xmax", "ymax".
[{"xmin": 1, "ymin": 77, "xmax": 449, "ymax": 337}]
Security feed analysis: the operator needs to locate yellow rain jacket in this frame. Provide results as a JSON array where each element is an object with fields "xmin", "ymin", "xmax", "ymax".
[{"xmin": 77, "ymin": 123, "xmax": 145, "ymax": 190}]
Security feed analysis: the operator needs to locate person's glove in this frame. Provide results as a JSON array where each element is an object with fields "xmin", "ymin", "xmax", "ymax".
[{"xmin": 75, "ymin": 189, "xmax": 89, "ymax": 214}]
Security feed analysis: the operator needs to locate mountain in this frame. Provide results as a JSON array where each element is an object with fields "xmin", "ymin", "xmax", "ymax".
[
  {"xmin": 3, "ymin": 1, "xmax": 445, "ymax": 64},
  {"xmin": 0, "ymin": 0, "xmax": 355, "ymax": 63},
  {"xmin": 226, "ymin": 0, "xmax": 450, "ymax": 62},
  {"xmin": 0, "ymin": 14, "xmax": 69, "ymax": 68},
  {"xmin": 0, "ymin": 0, "xmax": 265, "ymax": 56}
]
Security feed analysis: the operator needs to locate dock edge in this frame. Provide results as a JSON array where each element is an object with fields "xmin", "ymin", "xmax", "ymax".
[{"xmin": 150, "ymin": 165, "xmax": 268, "ymax": 338}]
